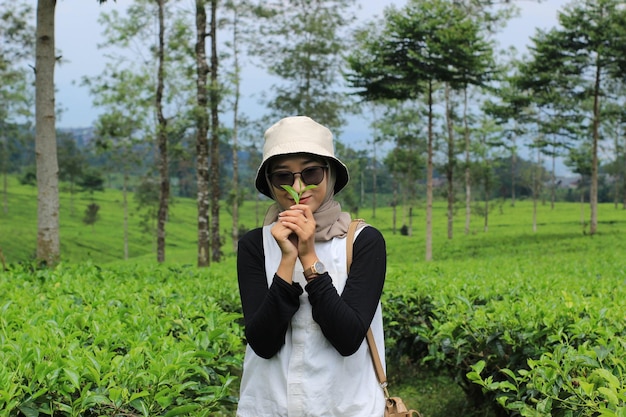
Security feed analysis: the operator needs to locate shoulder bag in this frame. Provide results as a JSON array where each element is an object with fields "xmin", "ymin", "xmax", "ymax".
[{"xmin": 346, "ymin": 219, "xmax": 422, "ymax": 417}]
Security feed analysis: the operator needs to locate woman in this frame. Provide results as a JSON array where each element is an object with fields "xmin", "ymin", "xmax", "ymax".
[{"xmin": 236, "ymin": 116, "xmax": 387, "ymax": 416}]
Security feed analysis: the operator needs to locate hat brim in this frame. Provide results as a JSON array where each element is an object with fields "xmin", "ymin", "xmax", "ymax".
[{"xmin": 255, "ymin": 152, "xmax": 349, "ymax": 199}]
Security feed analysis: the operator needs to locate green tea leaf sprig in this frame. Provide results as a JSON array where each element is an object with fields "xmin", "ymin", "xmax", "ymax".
[{"xmin": 281, "ymin": 179, "xmax": 317, "ymax": 204}]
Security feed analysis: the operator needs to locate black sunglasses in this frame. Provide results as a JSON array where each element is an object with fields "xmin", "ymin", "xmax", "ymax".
[{"xmin": 269, "ymin": 165, "xmax": 328, "ymax": 189}]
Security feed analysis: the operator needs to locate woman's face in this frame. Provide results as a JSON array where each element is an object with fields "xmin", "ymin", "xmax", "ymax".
[{"xmin": 268, "ymin": 154, "xmax": 328, "ymax": 212}]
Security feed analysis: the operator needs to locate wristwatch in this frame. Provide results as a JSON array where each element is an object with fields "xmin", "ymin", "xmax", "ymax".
[{"xmin": 303, "ymin": 260, "xmax": 326, "ymax": 280}]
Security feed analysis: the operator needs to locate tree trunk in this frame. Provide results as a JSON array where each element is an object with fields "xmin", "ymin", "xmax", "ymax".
[
  {"xmin": 623, "ymin": 133, "xmax": 626, "ymax": 210},
  {"xmin": 0, "ymin": 247, "xmax": 6, "ymax": 271},
  {"xmin": 3, "ymin": 169, "xmax": 7, "ymax": 215},
  {"xmin": 532, "ymin": 191, "xmax": 537, "ymax": 233},
  {"xmin": 614, "ymin": 114, "xmax": 620, "ymax": 210},
  {"xmin": 484, "ymin": 198, "xmax": 489, "ymax": 233},
  {"xmin": 123, "ymin": 172, "xmax": 129, "ymax": 260},
  {"xmin": 425, "ymin": 81, "xmax": 434, "ymax": 261},
  {"xmin": 371, "ymin": 142, "xmax": 377, "ymax": 219},
  {"xmin": 532, "ymin": 146, "xmax": 540, "ymax": 233},
  {"xmin": 209, "ymin": 0, "xmax": 221, "ymax": 262},
  {"xmin": 445, "ymin": 83, "xmax": 454, "ymax": 240},
  {"xmin": 156, "ymin": 0, "xmax": 169, "ymax": 263},
  {"xmin": 463, "ymin": 88, "xmax": 471, "ymax": 235},
  {"xmin": 484, "ymin": 164, "xmax": 490, "ymax": 233},
  {"xmin": 69, "ymin": 181, "xmax": 75, "ymax": 217},
  {"xmin": 2, "ymin": 134, "xmax": 8, "ymax": 215},
  {"xmin": 580, "ymin": 188, "xmax": 585, "ymax": 231},
  {"xmin": 392, "ymin": 177, "xmax": 397, "ymax": 234},
  {"xmin": 35, "ymin": 0, "xmax": 60, "ymax": 266},
  {"xmin": 360, "ymin": 171, "xmax": 365, "ymax": 207},
  {"xmin": 551, "ymin": 149, "xmax": 556, "ymax": 210},
  {"xmin": 511, "ymin": 137, "xmax": 516, "ymax": 207},
  {"xmin": 231, "ymin": 6, "xmax": 241, "ymax": 253},
  {"xmin": 614, "ymin": 149, "xmax": 619, "ymax": 211},
  {"xmin": 195, "ymin": 0, "xmax": 210, "ymax": 267},
  {"xmin": 589, "ymin": 58, "xmax": 601, "ymax": 235}
]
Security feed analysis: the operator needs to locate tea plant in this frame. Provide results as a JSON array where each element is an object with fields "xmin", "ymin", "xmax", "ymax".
[
  {"xmin": 281, "ymin": 180, "xmax": 317, "ymax": 204},
  {"xmin": 0, "ymin": 262, "xmax": 243, "ymax": 416},
  {"xmin": 382, "ymin": 243, "xmax": 626, "ymax": 416},
  {"xmin": 468, "ymin": 334, "xmax": 626, "ymax": 416},
  {"xmin": 2, "ymin": 174, "xmax": 626, "ymax": 416}
]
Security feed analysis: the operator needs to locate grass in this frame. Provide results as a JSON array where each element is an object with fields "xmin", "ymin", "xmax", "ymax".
[
  {"xmin": 1, "ymin": 176, "xmax": 625, "ymax": 416},
  {"xmin": 390, "ymin": 368, "xmax": 468, "ymax": 417},
  {"xmin": 3, "ymin": 174, "xmax": 624, "ymax": 266}
]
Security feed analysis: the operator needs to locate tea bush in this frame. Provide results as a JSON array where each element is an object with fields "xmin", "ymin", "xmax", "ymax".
[
  {"xmin": 2, "ymin": 175, "xmax": 625, "ymax": 416},
  {"xmin": 382, "ymin": 231, "xmax": 626, "ymax": 416},
  {"xmin": 0, "ymin": 262, "xmax": 243, "ymax": 416}
]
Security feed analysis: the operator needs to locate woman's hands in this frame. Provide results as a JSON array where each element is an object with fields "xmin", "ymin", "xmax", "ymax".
[
  {"xmin": 272, "ymin": 204, "xmax": 315, "ymax": 256},
  {"xmin": 271, "ymin": 204, "xmax": 318, "ymax": 282}
]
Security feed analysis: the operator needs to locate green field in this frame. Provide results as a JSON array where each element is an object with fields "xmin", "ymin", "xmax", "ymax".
[
  {"xmin": 2, "ymin": 174, "xmax": 623, "ymax": 266},
  {"xmin": 1, "ymin": 177, "xmax": 625, "ymax": 416}
]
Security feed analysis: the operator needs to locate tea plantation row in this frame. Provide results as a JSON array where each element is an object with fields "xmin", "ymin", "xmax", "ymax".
[{"xmin": 2, "ymin": 239, "xmax": 625, "ymax": 416}]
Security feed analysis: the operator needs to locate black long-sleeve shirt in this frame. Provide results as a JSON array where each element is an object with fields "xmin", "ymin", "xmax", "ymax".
[{"xmin": 237, "ymin": 226, "xmax": 386, "ymax": 359}]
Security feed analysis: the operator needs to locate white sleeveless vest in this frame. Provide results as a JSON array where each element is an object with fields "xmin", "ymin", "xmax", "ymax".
[{"xmin": 237, "ymin": 224, "xmax": 386, "ymax": 417}]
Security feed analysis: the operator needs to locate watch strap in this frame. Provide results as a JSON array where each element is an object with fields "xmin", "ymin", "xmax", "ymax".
[{"xmin": 303, "ymin": 261, "xmax": 319, "ymax": 279}]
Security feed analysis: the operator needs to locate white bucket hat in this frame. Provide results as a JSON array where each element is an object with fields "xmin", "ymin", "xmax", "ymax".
[{"xmin": 255, "ymin": 116, "xmax": 349, "ymax": 198}]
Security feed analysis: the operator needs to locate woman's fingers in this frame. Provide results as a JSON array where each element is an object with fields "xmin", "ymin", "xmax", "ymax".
[{"xmin": 279, "ymin": 206, "xmax": 315, "ymax": 230}]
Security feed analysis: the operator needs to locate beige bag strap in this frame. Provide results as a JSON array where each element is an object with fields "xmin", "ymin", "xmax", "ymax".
[
  {"xmin": 345, "ymin": 219, "xmax": 364, "ymax": 274},
  {"xmin": 346, "ymin": 219, "xmax": 390, "ymax": 398}
]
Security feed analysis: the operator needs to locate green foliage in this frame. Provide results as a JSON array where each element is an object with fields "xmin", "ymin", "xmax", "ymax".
[
  {"xmin": 249, "ymin": 0, "xmax": 357, "ymax": 129},
  {"xmin": 2, "ymin": 176, "xmax": 626, "ymax": 416},
  {"xmin": 83, "ymin": 203, "xmax": 101, "ymax": 227},
  {"xmin": 0, "ymin": 262, "xmax": 243, "ymax": 416},
  {"xmin": 381, "ymin": 216, "xmax": 626, "ymax": 415},
  {"xmin": 469, "ymin": 337, "xmax": 626, "ymax": 417},
  {"xmin": 58, "ymin": 133, "xmax": 87, "ymax": 185},
  {"xmin": 78, "ymin": 170, "xmax": 105, "ymax": 195},
  {"xmin": 346, "ymin": 0, "xmax": 495, "ymax": 101},
  {"xmin": 280, "ymin": 180, "xmax": 317, "ymax": 204},
  {"xmin": 18, "ymin": 169, "xmax": 36, "ymax": 186}
]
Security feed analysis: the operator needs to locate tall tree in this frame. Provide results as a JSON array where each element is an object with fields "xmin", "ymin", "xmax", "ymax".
[
  {"xmin": 250, "ymin": 0, "xmax": 356, "ymax": 131},
  {"xmin": 441, "ymin": 83, "xmax": 463, "ymax": 239},
  {"xmin": 484, "ymin": 59, "xmax": 534, "ymax": 208},
  {"xmin": 516, "ymin": 42, "xmax": 580, "ymax": 211},
  {"xmin": 230, "ymin": 25, "xmax": 242, "ymax": 254},
  {"xmin": 97, "ymin": 112, "xmax": 146, "ymax": 260},
  {"xmin": 346, "ymin": 0, "xmax": 494, "ymax": 261},
  {"xmin": 34, "ymin": 0, "xmax": 60, "ymax": 266},
  {"xmin": 376, "ymin": 102, "xmax": 428, "ymax": 236},
  {"xmin": 449, "ymin": 0, "xmax": 517, "ymax": 237},
  {"xmin": 84, "ymin": 66, "xmax": 152, "ymax": 260},
  {"xmin": 33, "ymin": 0, "xmax": 111, "ymax": 266},
  {"xmin": 195, "ymin": 0, "xmax": 210, "ymax": 266},
  {"xmin": 600, "ymin": 97, "xmax": 626, "ymax": 209},
  {"xmin": 472, "ymin": 116, "xmax": 504, "ymax": 232},
  {"xmin": 529, "ymin": 137, "xmax": 545, "ymax": 233},
  {"xmin": 208, "ymin": 0, "xmax": 222, "ymax": 262},
  {"xmin": 522, "ymin": 0, "xmax": 626, "ymax": 235},
  {"xmin": 224, "ymin": 0, "xmax": 245, "ymax": 253},
  {"xmin": 154, "ymin": 0, "xmax": 169, "ymax": 263},
  {"xmin": 98, "ymin": 0, "xmax": 196, "ymax": 262},
  {"xmin": 565, "ymin": 141, "xmax": 593, "ymax": 230}
]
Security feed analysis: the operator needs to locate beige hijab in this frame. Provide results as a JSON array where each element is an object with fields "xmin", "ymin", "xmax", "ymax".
[{"xmin": 262, "ymin": 163, "xmax": 352, "ymax": 241}]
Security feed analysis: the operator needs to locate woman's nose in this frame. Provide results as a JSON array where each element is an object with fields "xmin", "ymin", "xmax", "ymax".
[{"xmin": 292, "ymin": 173, "xmax": 304, "ymax": 191}]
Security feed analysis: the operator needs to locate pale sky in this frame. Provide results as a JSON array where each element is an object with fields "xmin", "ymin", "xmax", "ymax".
[{"xmin": 53, "ymin": 0, "xmax": 571, "ymax": 143}]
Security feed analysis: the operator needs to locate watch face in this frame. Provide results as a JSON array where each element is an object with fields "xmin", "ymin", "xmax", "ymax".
[{"xmin": 314, "ymin": 261, "xmax": 326, "ymax": 274}]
